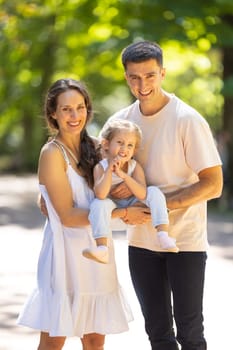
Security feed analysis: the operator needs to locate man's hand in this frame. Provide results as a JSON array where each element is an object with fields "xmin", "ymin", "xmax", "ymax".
[{"xmin": 110, "ymin": 182, "xmax": 132, "ymax": 199}]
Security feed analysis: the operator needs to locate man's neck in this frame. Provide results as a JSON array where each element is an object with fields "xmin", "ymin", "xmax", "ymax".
[{"xmin": 139, "ymin": 92, "xmax": 170, "ymax": 116}]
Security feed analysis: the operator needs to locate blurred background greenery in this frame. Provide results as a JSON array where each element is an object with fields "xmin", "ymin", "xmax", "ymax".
[{"xmin": 0, "ymin": 0, "xmax": 232, "ymax": 208}]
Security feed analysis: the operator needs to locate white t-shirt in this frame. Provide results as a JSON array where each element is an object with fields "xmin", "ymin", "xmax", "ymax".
[{"xmin": 108, "ymin": 94, "xmax": 222, "ymax": 252}]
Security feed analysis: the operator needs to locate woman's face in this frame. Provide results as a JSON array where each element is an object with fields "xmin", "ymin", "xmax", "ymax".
[{"xmin": 52, "ymin": 89, "xmax": 87, "ymax": 136}]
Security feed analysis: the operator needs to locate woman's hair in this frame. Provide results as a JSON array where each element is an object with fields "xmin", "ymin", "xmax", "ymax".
[
  {"xmin": 44, "ymin": 78, "xmax": 101, "ymax": 188},
  {"xmin": 100, "ymin": 119, "xmax": 142, "ymax": 150}
]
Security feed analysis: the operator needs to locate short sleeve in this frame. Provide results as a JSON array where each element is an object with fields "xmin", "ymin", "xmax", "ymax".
[{"xmin": 181, "ymin": 113, "xmax": 222, "ymax": 174}]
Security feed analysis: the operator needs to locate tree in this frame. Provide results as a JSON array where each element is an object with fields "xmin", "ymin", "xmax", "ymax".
[
  {"xmin": 0, "ymin": 0, "xmax": 233, "ymax": 203},
  {"xmin": 0, "ymin": 2, "xmax": 57, "ymax": 170}
]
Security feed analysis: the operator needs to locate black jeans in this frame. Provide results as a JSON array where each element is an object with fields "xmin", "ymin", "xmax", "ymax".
[{"xmin": 128, "ymin": 247, "xmax": 207, "ymax": 350}]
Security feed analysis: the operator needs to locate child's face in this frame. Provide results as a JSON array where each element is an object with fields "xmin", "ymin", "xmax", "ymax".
[{"xmin": 103, "ymin": 130, "xmax": 137, "ymax": 163}]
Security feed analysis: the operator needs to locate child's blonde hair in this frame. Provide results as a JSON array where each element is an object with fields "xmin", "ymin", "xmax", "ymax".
[{"xmin": 100, "ymin": 119, "xmax": 142, "ymax": 149}]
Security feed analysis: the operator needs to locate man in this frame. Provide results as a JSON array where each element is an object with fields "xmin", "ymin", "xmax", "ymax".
[{"xmin": 107, "ymin": 41, "xmax": 223, "ymax": 350}]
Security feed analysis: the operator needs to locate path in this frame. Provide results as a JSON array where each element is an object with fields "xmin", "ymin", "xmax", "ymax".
[{"xmin": 0, "ymin": 174, "xmax": 232, "ymax": 349}]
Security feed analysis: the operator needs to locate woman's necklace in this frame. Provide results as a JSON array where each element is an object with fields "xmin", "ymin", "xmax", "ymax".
[{"xmin": 54, "ymin": 139, "xmax": 79, "ymax": 165}]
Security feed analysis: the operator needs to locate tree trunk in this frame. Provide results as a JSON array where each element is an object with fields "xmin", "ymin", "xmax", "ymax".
[
  {"xmin": 222, "ymin": 40, "xmax": 233, "ymax": 206},
  {"xmin": 21, "ymin": 17, "xmax": 56, "ymax": 171}
]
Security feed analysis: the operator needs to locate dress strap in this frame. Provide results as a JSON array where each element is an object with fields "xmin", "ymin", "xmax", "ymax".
[{"xmin": 52, "ymin": 140, "xmax": 70, "ymax": 165}]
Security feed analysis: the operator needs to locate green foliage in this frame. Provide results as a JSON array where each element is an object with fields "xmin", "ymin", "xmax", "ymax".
[
  {"xmin": 0, "ymin": 0, "xmax": 233, "ymax": 174},
  {"xmin": 162, "ymin": 41, "xmax": 224, "ymax": 130}
]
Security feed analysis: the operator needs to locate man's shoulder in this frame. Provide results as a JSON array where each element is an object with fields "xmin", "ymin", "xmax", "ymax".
[
  {"xmin": 174, "ymin": 96, "xmax": 206, "ymax": 123},
  {"xmin": 109, "ymin": 100, "xmax": 138, "ymax": 120}
]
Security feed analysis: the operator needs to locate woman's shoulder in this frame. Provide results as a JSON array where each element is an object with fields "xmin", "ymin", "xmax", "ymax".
[
  {"xmin": 38, "ymin": 140, "xmax": 67, "ymax": 183},
  {"xmin": 40, "ymin": 139, "xmax": 64, "ymax": 163}
]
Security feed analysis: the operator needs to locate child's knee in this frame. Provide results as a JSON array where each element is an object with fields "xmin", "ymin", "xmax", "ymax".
[
  {"xmin": 147, "ymin": 186, "xmax": 164, "ymax": 200},
  {"xmin": 90, "ymin": 198, "xmax": 115, "ymax": 211}
]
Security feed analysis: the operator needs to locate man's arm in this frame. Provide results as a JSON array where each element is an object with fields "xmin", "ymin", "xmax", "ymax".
[
  {"xmin": 166, "ymin": 165, "xmax": 223, "ymax": 210},
  {"xmin": 109, "ymin": 181, "xmax": 132, "ymax": 199}
]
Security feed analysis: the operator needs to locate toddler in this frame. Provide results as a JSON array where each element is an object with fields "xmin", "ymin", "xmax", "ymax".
[{"xmin": 83, "ymin": 119, "xmax": 178, "ymax": 263}]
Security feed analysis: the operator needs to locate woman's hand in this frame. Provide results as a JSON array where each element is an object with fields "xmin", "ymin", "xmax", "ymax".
[{"xmin": 123, "ymin": 205, "xmax": 151, "ymax": 225}]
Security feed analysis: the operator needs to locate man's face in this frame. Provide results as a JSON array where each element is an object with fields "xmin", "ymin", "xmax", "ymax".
[{"xmin": 124, "ymin": 58, "xmax": 166, "ymax": 102}]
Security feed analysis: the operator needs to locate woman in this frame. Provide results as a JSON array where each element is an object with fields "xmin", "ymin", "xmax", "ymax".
[{"xmin": 17, "ymin": 78, "xmax": 133, "ymax": 350}]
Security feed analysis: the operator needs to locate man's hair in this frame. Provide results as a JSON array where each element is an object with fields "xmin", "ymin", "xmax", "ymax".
[{"xmin": 121, "ymin": 40, "xmax": 163, "ymax": 70}]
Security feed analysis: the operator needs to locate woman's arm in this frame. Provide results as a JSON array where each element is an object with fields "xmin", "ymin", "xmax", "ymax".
[
  {"xmin": 38, "ymin": 143, "xmax": 90, "ymax": 227},
  {"xmin": 38, "ymin": 144, "xmax": 129, "ymax": 226}
]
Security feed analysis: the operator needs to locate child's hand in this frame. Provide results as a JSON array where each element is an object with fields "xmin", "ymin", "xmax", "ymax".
[
  {"xmin": 112, "ymin": 157, "xmax": 126, "ymax": 179},
  {"xmin": 108, "ymin": 158, "xmax": 120, "ymax": 172},
  {"xmin": 114, "ymin": 164, "xmax": 125, "ymax": 179}
]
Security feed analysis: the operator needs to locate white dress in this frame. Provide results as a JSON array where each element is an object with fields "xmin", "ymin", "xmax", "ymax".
[{"xmin": 17, "ymin": 143, "xmax": 133, "ymax": 337}]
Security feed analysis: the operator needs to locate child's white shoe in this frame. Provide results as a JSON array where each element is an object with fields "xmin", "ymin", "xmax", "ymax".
[
  {"xmin": 157, "ymin": 231, "xmax": 179, "ymax": 253},
  {"xmin": 82, "ymin": 246, "xmax": 109, "ymax": 263}
]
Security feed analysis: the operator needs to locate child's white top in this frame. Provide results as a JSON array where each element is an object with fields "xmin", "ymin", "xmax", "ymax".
[{"xmin": 100, "ymin": 158, "xmax": 137, "ymax": 187}]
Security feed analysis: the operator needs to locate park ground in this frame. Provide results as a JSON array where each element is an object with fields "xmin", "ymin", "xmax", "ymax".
[{"xmin": 0, "ymin": 174, "xmax": 233, "ymax": 350}]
